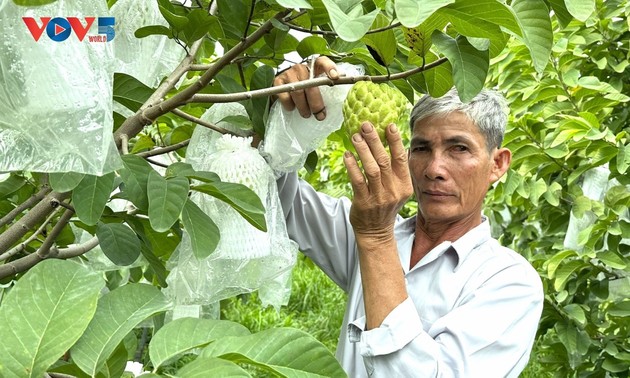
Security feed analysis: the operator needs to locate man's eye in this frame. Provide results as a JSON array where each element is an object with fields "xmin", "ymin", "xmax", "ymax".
[
  {"xmin": 453, "ymin": 145, "xmax": 468, "ymax": 152},
  {"xmin": 411, "ymin": 146, "xmax": 428, "ymax": 152}
]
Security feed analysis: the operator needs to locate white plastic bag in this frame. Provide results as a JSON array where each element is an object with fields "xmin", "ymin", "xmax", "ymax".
[
  {"xmin": 110, "ymin": 0, "xmax": 186, "ymax": 87},
  {"xmin": 165, "ymin": 127, "xmax": 297, "ymax": 311},
  {"xmin": 0, "ymin": 0, "xmax": 121, "ymax": 175},
  {"xmin": 260, "ymin": 63, "xmax": 363, "ymax": 172}
]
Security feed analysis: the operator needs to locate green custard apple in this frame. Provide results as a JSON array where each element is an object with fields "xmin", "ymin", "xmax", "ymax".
[{"xmin": 342, "ymin": 81, "xmax": 408, "ymax": 145}]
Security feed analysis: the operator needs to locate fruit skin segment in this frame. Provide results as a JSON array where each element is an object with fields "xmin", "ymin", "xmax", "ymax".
[{"xmin": 342, "ymin": 81, "xmax": 408, "ymax": 145}]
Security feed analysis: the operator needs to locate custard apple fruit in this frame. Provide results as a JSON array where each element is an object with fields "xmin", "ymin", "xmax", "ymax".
[{"xmin": 342, "ymin": 81, "xmax": 408, "ymax": 144}]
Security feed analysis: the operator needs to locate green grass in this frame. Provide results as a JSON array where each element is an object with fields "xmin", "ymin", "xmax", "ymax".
[{"xmin": 220, "ymin": 254, "xmax": 347, "ymax": 352}]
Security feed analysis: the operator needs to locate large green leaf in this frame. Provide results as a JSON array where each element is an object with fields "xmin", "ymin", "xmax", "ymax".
[
  {"xmin": 113, "ymin": 73, "xmax": 154, "ymax": 112},
  {"xmin": 201, "ymin": 328, "xmax": 346, "ymax": 377},
  {"xmin": 395, "ymin": 0, "xmax": 454, "ymax": 28},
  {"xmin": 564, "ymin": 0, "xmax": 595, "ymax": 22},
  {"xmin": 96, "ymin": 222, "xmax": 142, "ymax": 266},
  {"xmin": 49, "ymin": 172, "xmax": 85, "ymax": 193},
  {"xmin": 276, "ymin": 0, "xmax": 312, "ymax": 9},
  {"xmin": 217, "ymin": 0, "xmax": 252, "ymax": 40},
  {"xmin": 362, "ymin": 14, "xmax": 397, "ymax": 66},
  {"xmin": 431, "ymin": 31, "xmax": 489, "ymax": 102},
  {"xmin": 72, "ymin": 173, "xmax": 116, "ymax": 226},
  {"xmin": 439, "ymin": 0, "xmax": 522, "ymax": 37},
  {"xmin": 0, "ymin": 260, "xmax": 104, "ymax": 378},
  {"xmin": 321, "ymin": 0, "xmax": 379, "ymax": 42},
  {"xmin": 181, "ymin": 199, "xmax": 220, "ymax": 259},
  {"xmin": 149, "ymin": 318, "xmax": 250, "ymax": 370},
  {"xmin": 71, "ymin": 284, "xmax": 171, "ymax": 377},
  {"xmin": 511, "ymin": 0, "xmax": 552, "ymax": 73},
  {"xmin": 119, "ymin": 155, "xmax": 154, "ymax": 211},
  {"xmin": 147, "ymin": 171, "xmax": 189, "ymax": 232},
  {"xmin": 192, "ymin": 182, "xmax": 266, "ymax": 232},
  {"xmin": 178, "ymin": 357, "xmax": 251, "ymax": 378}
]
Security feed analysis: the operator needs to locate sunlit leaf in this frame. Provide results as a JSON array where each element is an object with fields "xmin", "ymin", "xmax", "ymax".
[
  {"xmin": 395, "ymin": 0, "xmax": 453, "ymax": 28},
  {"xmin": 0, "ymin": 260, "xmax": 104, "ymax": 378},
  {"xmin": 321, "ymin": 0, "xmax": 379, "ymax": 42},
  {"xmin": 149, "ymin": 318, "xmax": 250, "ymax": 370},
  {"xmin": 72, "ymin": 284, "xmax": 171, "ymax": 377},
  {"xmin": 511, "ymin": 0, "xmax": 552, "ymax": 73}
]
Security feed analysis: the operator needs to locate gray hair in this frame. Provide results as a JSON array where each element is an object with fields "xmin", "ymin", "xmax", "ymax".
[{"xmin": 409, "ymin": 87, "xmax": 508, "ymax": 150}]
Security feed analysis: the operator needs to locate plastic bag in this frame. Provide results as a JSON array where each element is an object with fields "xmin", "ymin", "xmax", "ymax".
[
  {"xmin": 165, "ymin": 129, "xmax": 297, "ymax": 311},
  {"xmin": 110, "ymin": 0, "xmax": 185, "ymax": 87},
  {"xmin": 260, "ymin": 63, "xmax": 364, "ymax": 173},
  {"xmin": 0, "ymin": 0, "xmax": 122, "ymax": 175}
]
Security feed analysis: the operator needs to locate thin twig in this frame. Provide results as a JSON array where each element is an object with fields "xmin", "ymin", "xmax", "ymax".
[
  {"xmin": 120, "ymin": 134, "xmax": 130, "ymax": 155},
  {"xmin": 0, "ymin": 186, "xmax": 51, "ymax": 228},
  {"xmin": 55, "ymin": 236, "xmax": 99, "ymax": 259},
  {"xmin": 137, "ymin": 139, "xmax": 191, "ymax": 158},
  {"xmin": 191, "ymin": 57, "xmax": 448, "ymax": 103},
  {"xmin": 170, "ymin": 108, "xmax": 250, "ymax": 137},
  {"xmin": 0, "ymin": 207, "xmax": 62, "ymax": 261},
  {"xmin": 35, "ymin": 209, "xmax": 74, "ymax": 259},
  {"xmin": 146, "ymin": 158, "xmax": 170, "ymax": 168}
]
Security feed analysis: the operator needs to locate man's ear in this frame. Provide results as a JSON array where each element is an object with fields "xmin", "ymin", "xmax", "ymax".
[{"xmin": 489, "ymin": 147, "xmax": 512, "ymax": 183}]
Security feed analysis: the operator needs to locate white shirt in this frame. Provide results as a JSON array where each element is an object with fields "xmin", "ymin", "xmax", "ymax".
[{"xmin": 277, "ymin": 173, "xmax": 544, "ymax": 377}]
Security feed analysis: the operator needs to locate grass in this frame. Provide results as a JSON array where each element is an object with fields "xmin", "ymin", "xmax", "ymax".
[{"xmin": 220, "ymin": 254, "xmax": 347, "ymax": 352}]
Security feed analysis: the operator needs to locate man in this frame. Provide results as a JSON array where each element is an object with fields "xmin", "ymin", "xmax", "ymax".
[{"xmin": 272, "ymin": 57, "xmax": 543, "ymax": 377}]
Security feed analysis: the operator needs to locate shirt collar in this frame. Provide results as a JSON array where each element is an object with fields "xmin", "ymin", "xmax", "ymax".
[{"xmin": 450, "ymin": 216, "xmax": 491, "ymax": 270}]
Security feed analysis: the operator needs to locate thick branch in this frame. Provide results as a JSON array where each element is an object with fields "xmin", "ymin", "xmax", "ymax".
[
  {"xmin": 0, "ymin": 209, "xmax": 73, "ymax": 279},
  {"xmin": 113, "ymin": 9, "xmax": 291, "ymax": 147},
  {"xmin": 0, "ymin": 191, "xmax": 69, "ymax": 254},
  {"xmin": 0, "ymin": 186, "xmax": 51, "ymax": 228},
  {"xmin": 55, "ymin": 236, "xmax": 99, "ymax": 259},
  {"xmin": 191, "ymin": 57, "xmax": 448, "ymax": 103}
]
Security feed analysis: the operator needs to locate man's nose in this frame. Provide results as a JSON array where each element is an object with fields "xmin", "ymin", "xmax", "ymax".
[{"xmin": 424, "ymin": 152, "xmax": 447, "ymax": 180}]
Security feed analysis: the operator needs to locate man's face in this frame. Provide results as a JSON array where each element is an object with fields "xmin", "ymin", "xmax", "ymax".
[{"xmin": 408, "ymin": 112, "xmax": 509, "ymax": 226}]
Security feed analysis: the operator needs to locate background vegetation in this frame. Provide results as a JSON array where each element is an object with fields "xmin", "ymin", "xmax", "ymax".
[{"xmin": 0, "ymin": 0, "xmax": 628, "ymax": 377}]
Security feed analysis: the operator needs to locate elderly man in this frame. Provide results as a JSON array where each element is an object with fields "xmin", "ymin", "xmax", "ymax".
[{"xmin": 273, "ymin": 57, "xmax": 543, "ymax": 377}]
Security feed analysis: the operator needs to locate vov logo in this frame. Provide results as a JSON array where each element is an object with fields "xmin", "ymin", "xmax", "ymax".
[{"xmin": 22, "ymin": 17, "xmax": 115, "ymax": 42}]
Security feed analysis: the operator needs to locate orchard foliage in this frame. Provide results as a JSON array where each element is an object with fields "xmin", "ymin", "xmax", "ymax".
[{"xmin": 0, "ymin": 0, "xmax": 627, "ymax": 377}]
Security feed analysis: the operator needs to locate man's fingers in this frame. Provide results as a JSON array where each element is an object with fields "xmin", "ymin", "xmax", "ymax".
[
  {"xmin": 343, "ymin": 150, "xmax": 368, "ymax": 198},
  {"xmin": 314, "ymin": 56, "xmax": 339, "ymax": 80},
  {"xmin": 385, "ymin": 124, "xmax": 408, "ymax": 174}
]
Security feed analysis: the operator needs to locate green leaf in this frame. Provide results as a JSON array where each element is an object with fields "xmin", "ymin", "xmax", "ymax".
[
  {"xmin": 564, "ymin": 0, "xmax": 595, "ymax": 22},
  {"xmin": 49, "ymin": 172, "xmax": 85, "ymax": 193},
  {"xmin": 113, "ymin": 73, "xmax": 155, "ymax": 112},
  {"xmin": 431, "ymin": 31, "xmax": 489, "ymax": 102},
  {"xmin": 135, "ymin": 25, "xmax": 173, "ymax": 39},
  {"xmin": 147, "ymin": 171, "xmax": 189, "ymax": 232},
  {"xmin": 0, "ymin": 175, "xmax": 26, "ymax": 198},
  {"xmin": 250, "ymin": 65, "xmax": 275, "ymax": 137},
  {"xmin": 71, "ymin": 284, "xmax": 171, "ymax": 377},
  {"xmin": 0, "ymin": 260, "xmax": 104, "ymax": 378},
  {"xmin": 192, "ymin": 182, "xmax": 266, "ymax": 232},
  {"xmin": 201, "ymin": 328, "xmax": 345, "ymax": 377},
  {"xmin": 99, "ymin": 342, "xmax": 128, "ymax": 378},
  {"xmin": 119, "ymin": 155, "xmax": 154, "ymax": 211},
  {"xmin": 276, "ymin": 0, "xmax": 312, "ymax": 9},
  {"xmin": 607, "ymin": 300, "xmax": 630, "ymax": 317},
  {"xmin": 181, "ymin": 199, "xmax": 220, "ymax": 259},
  {"xmin": 12, "ymin": 0, "xmax": 57, "ymax": 5},
  {"xmin": 321, "ymin": 0, "xmax": 380, "ymax": 42},
  {"xmin": 217, "ymin": 0, "xmax": 252, "ymax": 40},
  {"xmin": 597, "ymin": 251, "xmax": 627, "ymax": 270},
  {"xmin": 158, "ymin": 1, "xmax": 189, "ymax": 31},
  {"xmin": 96, "ymin": 222, "xmax": 142, "ymax": 266},
  {"xmin": 439, "ymin": 0, "xmax": 522, "ymax": 37},
  {"xmin": 395, "ymin": 0, "xmax": 454, "ymax": 28},
  {"xmin": 554, "ymin": 260, "xmax": 586, "ymax": 291},
  {"xmin": 178, "ymin": 357, "xmax": 251, "ymax": 378},
  {"xmin": 149, "ymin": 318, "xmax": 250, "ymax": 370},
  {"xmin": 563, "ymin": 304, "xmax": 586, "ymax": 327},
  {"xmin": 511, "ymin": 0, "xmax": 552, "ymax": 73},
  {"xmin": 296, "ymin": 35, "xmax": 330, "ymax": 59},
  {"xmin": 183, "ymin": 9, "xmax": 221, "ymax": 44},
  {"xmin": 72, "ymin": 173, "xmax": 116, "ymax": 226},
  {"xmin": 362, "ymin": 14, "xmax": 397, "ymax": 66}
]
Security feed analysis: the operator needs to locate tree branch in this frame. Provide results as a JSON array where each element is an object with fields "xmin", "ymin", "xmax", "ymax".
[
  {"xmin": 191, "ymin": 57, "xmax": 448, "ymax": 103},
  {"xmin": 113, "ymin": 9, "xmax": 291, "ymax": 148},
  {"xmin": 0, "ymin": 207, "xmax": 62, "ymax": 262},
  {"xmin": 0, "ymin": 186, "xmax": 51, "ymax": 228},
  {"xmin": 0, "ymin": 191, "xmax": 69, "ymax": 254},
  {"xmin": 55, "ymin": 236, "xmax": 99, "ymax": 259},
  {"xmin": 170, "ymin": 108, "xmax": 251, "ymax": 137},
  {"xmin": 137, "ymin": 139, "xmax": 191, "ymax": 158},
  {"xmin": 0, "ymin": 208, "xmax": 73, "ymax": 279}
]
